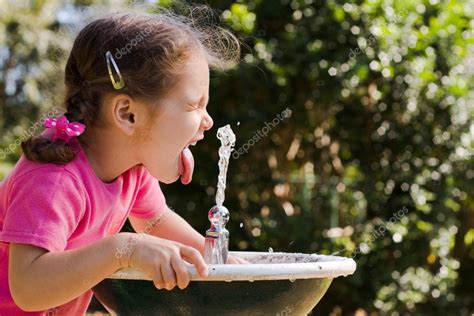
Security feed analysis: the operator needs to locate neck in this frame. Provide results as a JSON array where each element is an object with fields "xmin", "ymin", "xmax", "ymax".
[{"xmin": 79, "ymin": 128, "xmax": 139, "ymax": 183}]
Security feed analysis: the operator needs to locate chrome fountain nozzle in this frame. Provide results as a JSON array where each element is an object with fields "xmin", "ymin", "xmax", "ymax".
[
  {"xmin": 204, "ymin": 205, "xmax": 230, "ymax": 264},
  {"xmin": 208, "ymin": 205, "xmax": 229, "ymax": 229}
]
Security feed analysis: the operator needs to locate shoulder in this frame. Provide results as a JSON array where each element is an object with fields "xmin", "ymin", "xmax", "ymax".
[
  {"xmin": 7, "ymin": 155, "xmax": 85, "ymax": 195},
  {"xmin": 3, "ymin": 156, "xmax": 88, "ymax": 223}
]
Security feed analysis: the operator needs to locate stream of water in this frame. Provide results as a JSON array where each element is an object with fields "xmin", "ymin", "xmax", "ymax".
[
  {"xmin": 204, "ymin": 124, "xmax": 236, "ymax": 264},
  {"xmin": 215, "ymin": 125, "xmax": 236, "ymax": 206}
]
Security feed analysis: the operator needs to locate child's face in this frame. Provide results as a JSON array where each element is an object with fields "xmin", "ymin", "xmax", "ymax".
[{"xmin": 139, "ymin": 53, "xmax": 213, "ymax": 184}]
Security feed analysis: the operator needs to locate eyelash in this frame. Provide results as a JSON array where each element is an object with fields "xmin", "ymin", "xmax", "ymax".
[{"xmin": 189, "ymin": 103, "xmax": 206, "ymax": 110}]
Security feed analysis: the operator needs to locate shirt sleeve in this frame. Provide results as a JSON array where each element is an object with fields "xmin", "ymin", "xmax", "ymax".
[
  {"xmin": 0, "ymin": 167, "xmax": 86, "ymax": 252},
  {"xmin": 129, "ymin": 166, "xmax": 167, "ymax": 220}
]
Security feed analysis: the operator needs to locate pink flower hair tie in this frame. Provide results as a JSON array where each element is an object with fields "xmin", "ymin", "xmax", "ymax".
[{"xmin": 44, "ymin": 115, "xmax": 86, "ymax": 143}]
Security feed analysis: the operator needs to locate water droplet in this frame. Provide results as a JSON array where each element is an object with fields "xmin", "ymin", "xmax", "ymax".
[
  {"xmin": 240, "ymin": 222, "xmax": 243, "ymax": 228},
  {"xmin": 237, "ymin": 121, "xmax": 240, "ymax": 126},
  {"xmin": 289, "ymin": 279, "xmax": 296, "ymax": 283},
  {"xmin": 268, "ymin": 247, "xmax": 274, "ymax": 253}
]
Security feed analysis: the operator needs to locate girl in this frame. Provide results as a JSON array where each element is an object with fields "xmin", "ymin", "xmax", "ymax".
[{"xmin": 0, "ymin": 10, "xmax": 244, "ymax": 315}]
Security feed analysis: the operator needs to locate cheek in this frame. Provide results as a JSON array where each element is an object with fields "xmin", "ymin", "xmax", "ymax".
[
  {"xmin": 141, "ymin": 111, "xmax": 200, "ymax": 161},
  {"xmin": 148, "ymin": 124, "xmax": 181, "ymax": 158},
  {"xmin": 144, "ymin": 115, "xmax": 190, "ymax": 158},
  {"xmin": 184, "ymin": 112, "xmax": 205, "ymax": 134},
  {"xmin": 140, "ymin": 126, "xmax": 181, "ymax": 182},
  {"xmin": 138, "ymin": 111, "xmax": 201, "ymax": 182},
  {"xmin": 158, "ymin": 112, "xmax": 201, "ymax": 143}
]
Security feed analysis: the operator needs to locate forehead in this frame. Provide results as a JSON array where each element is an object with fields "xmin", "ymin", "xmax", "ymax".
[{"xmin": 176, "ymin": 54, "xmax": 210, "ymax": 100}]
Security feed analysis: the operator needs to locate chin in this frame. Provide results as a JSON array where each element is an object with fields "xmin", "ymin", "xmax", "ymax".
[
  {"xmin": 148, "ymin": 170, "xmax": 176, "ymax": 184},
  {"xmin": 154, "ymin": 167, "xmax": 180, "ymax": 184},
  {"xmin": 144, "ymin": 160, "xmax": 180, "ymax": 184},
  {"xmin": 160, "ymin": 175, "xmax": 180, "ymax": 184}
]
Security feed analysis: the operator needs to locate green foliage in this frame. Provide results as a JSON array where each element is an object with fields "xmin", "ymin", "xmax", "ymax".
[
  {"xmin": 1, "ymin": 0, "xmax": 472, "ymax": 314},
  {"xmin": 0, "ymin": 0, "xmax": 69, "ymax": 161}
]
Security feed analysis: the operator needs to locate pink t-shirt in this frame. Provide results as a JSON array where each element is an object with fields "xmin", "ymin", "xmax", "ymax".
[{"xmin": 0, "ymin": 140, "xmax": 167, "ymax": 315}]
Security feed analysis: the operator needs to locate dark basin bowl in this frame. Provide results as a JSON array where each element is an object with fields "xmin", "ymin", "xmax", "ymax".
[{"xmin": 92, "ymin": 251, "xmax": 356, "ymax": 316}]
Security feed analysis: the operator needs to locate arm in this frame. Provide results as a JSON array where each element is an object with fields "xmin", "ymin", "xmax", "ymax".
[
  {"xmin": 9, "ymin": 229, "xmax": 209, "ymax": 311},
  {"xmin": 129, "ymin": 205, "xmax": 205, "ymax": 255},
  {"xmin": 8, "ymin": 233, "xmax": 130, "ymax": 311}
]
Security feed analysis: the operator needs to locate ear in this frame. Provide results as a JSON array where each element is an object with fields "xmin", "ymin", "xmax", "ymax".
[{"xmin": 110, "ymin": 95, "xmax": 136, "ymax": 136}]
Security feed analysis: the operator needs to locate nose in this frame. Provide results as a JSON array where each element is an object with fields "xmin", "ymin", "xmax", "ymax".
[{"xmin": 202, "ymin": 110, "xmax": 214, "ymax": 131}]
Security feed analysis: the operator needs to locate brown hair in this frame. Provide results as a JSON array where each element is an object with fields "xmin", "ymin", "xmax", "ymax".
[{"xmin": 21, "ymin": 7, "xmax": 240, "ymax": 164}]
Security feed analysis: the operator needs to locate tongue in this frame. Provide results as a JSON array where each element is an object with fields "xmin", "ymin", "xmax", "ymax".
[{"xmin": 179, "ymin": 147, "xmax": 194, "ymax": 185}]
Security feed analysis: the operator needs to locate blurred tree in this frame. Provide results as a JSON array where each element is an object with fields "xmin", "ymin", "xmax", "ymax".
[
  {"xmin": 0, "ymin": 0, "xmax": 472, "ymax": 315},
  {"xmin": 0, "ymin": 0, "xmax": 72, "ymax": 174}
]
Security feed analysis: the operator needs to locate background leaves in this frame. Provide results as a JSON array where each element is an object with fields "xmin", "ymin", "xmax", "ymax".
[{"xmin": 0, "ymin": 0, "xmax": 472, "ymax": 314}]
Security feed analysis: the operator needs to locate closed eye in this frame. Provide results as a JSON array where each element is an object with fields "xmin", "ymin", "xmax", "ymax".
[
  {"xmin": 186, "ymin": 102, "xmax": 199, "ymax": 110},
  {"xmin": 187, "ymin": 101, "xmax": 208, "ymax": 111},
  {"xmin": 187, "ymin": 95, "xmax": 208, "ymax": 110}
]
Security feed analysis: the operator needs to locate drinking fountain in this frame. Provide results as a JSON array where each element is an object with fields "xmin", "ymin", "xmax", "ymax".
[{"xmin": 92, "ymin": 124, "xmax": 357, "ymax": 315}]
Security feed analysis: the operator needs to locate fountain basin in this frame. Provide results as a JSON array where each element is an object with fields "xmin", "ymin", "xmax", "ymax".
[{"xmin": 92, "ymin": 251, "xmax": 356, "ymax": 315}]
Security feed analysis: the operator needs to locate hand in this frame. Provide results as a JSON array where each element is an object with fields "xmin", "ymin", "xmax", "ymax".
[
  {"xmin": 226, "ymin": 254, "xmax": 251, "ymax": 264},
  {"xmin": 120, "ymin": 233, "xmax": 208, "ymax": 291}
]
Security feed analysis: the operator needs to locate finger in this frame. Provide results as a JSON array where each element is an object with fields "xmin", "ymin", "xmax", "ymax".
[
  {"xmin": 236, "ymin": 257, "xmax": 251, "ymax": 264},
  {"xmin": 180, "ymin": 246, "xmax": 208, "ymax": 277},
  {"xmin": 153, "ymin": 266, "xmax": 165, "ymax": 290},
  {"xmin": 226, "ymin": 256, "xmax": 238, "ymax": 264},
  {"xmin": 227, "ymin": 256, "xmax": 250, "ymax": 264},
  {"xmin": 161, "ymin": 261, "xmax": 177, "ymax": 291},
  {"xmin": 171, "ymin": 255, "xmax": 190, "ymax": 289}
]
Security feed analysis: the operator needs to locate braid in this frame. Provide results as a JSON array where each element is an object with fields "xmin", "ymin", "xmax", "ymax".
[
  {"xmin": 65, "ymin": 88, "xmax": 99, "ymax": 126},
  {"xmin": 21, "ymin": 86, "xmax": 97, "ymax": 164}
]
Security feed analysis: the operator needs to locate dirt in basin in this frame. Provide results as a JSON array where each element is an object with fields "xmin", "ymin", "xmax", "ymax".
[{"xmin": 243, "ymin": 252, "xmax": 324, "ymax": 264}]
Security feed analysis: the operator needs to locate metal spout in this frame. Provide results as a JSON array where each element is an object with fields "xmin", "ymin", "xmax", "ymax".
[{"xmin": 204, "ymin": 205, "xmax": 230, "ymax": 264}]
